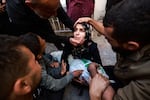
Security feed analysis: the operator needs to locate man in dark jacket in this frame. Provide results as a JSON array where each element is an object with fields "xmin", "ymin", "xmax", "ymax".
[
  {"xmin": 6, "ymin": 0, "xmax": 76, "ymax": 49},
  {"xmin": 75, "ymin": 0, "xmax": 150, "ymax": 99}
]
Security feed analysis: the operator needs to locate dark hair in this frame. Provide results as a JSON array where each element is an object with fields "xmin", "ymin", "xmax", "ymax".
[
  {"xmin": 0, "ymin": 35, "xmax": 30, "ymax": 99},
  {"xmin": 103, "ymin": 0, "xmax": 150, "ymax": 46},
  {"xmin": 19, "ymin": 32, "xmax": 41, "ymax": 58}
]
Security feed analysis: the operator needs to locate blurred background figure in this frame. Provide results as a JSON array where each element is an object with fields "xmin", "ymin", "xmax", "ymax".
[{"xmin": 66, "ymin": 0, "xmax": 94, "ymax": 23}]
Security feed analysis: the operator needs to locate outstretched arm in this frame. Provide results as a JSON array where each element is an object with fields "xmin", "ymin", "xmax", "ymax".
[{"xmin": 40, "ymin": 58, "xmax": 82, "ymax": 91}]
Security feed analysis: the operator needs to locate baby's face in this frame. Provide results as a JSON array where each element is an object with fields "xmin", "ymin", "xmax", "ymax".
[
  {"xmin": 73, "ymin": 24, "xmax": 86, "ymax": 45},
  {"xmin": 50, "ymin": 61, "xmax": 59, "ymax": 68}
]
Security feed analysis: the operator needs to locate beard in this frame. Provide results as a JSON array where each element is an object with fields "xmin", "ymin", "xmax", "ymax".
[{"xmin": 112, "ymin": 46, "xmax": 135, "ymax": 56}]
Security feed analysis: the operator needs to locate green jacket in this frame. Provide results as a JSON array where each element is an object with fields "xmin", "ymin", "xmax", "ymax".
[{"xmin": 114, "ymin": 45, "xmax": 150, "ymax": 100}]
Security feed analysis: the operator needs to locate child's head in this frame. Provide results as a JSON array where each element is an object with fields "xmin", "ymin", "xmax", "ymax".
[
  {"xmin": 19, "ymin": 32, "xmax": 46, "ymax": 60},
  {"xmin": 73, "ymin": 22, "xmax": 91, "ymax": 45},
  {"xmin": 44, "ymin": 54, "xmax": 59, "ymax": 67}
]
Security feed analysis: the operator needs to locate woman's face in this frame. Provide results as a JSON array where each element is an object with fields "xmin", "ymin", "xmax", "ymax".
[{"xmin": 73, "ymin": 24, "xmax": 86, "ymax": 45}]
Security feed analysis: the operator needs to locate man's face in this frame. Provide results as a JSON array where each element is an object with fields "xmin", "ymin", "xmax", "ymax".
[
  {"xmin": 104, "ymin": 27, "xmax": 134, "ymax": 55},
  {"xmin": 103, "ymin": 27, "xmax": 119, "ymax": 48},
  {"xmin": 27, "ymin": 0, "xmax": 60, "ymax": 19},
  {"xmin": 73, "ymin": 24, "xmax": 86, "ymax": 45},
  {"xmin": 22, "ymin": 46, "xmax": 42, "ymax": 90}
]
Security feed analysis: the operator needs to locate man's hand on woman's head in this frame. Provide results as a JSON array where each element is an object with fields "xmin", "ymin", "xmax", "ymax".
[
  {"xmin": 74, "ymin": 17, "xmax": 105, "ymax": 35},
  {"xmin": 74, "ymin": 17, "xmax": 92, "ymax": 27}
]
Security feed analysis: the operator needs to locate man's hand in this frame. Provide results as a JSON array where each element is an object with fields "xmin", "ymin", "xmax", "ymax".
[
  {"xmin": 0, "ymin": 3, "xmax": 5, "ymax": 13},
  {"xmin": 69, "ymin": 37, "xmax": 81, "ymax": 46},
  {"xmin": 73, "ymin": 77, "xmax": 88, "ymax": 86},
  {"xmin": 89, "ymin": 74, "xmax": 110, "ymax": 100},
  {"xmin": 74, "ymin": 17, "xmax": 92, "ymax": 26},
  {"xmin": 70, "ymin": 36, "xmax": 86, "ymax": 46},
  {"xmin": 61, "ymin": 60, "xmax": 67, "ymax": 75}
]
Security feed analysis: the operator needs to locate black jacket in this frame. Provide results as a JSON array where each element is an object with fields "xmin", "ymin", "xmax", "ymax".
[
  {"xmin": 6, "ymin": 0, "xmax": 74, "ymax": 48},
  {"xmin": 61, "ymin": 40, "xmax": 102, "ymax": 65}
]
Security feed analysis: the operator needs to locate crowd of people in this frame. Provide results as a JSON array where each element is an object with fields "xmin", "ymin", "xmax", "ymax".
[{"xmin": 0, "ymin": 0, "xmax": 150, "ymax": 100}]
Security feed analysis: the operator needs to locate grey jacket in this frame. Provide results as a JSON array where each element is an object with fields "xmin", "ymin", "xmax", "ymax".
[
  {"xmin": 114, "ymin": 45, "xmax": 150, "ymax": 100},
  {"xmin": 39, "ymin": 58, "xmax": 74, "ymax": 91}
]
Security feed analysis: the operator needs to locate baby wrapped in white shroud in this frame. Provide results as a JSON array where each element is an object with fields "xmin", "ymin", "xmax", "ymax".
[{"xmin": 69, "ymin": 59, "xmax": 109, "ymax": 84}]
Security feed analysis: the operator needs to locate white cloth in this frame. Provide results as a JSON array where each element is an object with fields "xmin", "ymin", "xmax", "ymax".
[
  {"xmin": 69, "ymin": 59, "xmax": 108, "ymax": 84},
  {"xmin": 93, "ymin": 0, "xmax": 107, "ymax": 21},
  {"xmin": 50, "ymin": 50, "xmax": 63, "ymax": 62},
  {"xmin": 60, "ymin": 0, "xmax": 67, "ymax": 12}
]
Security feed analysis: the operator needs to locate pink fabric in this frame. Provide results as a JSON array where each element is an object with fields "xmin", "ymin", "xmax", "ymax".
[{"xmin": 67, "ymin": 0, "xmax": 94, "ymax": 22}]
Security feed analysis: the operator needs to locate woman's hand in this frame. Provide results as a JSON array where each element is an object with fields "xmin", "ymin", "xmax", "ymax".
[{"xmin": 69, "ymin": 37, "xmax": 85, "ymax": 46}]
